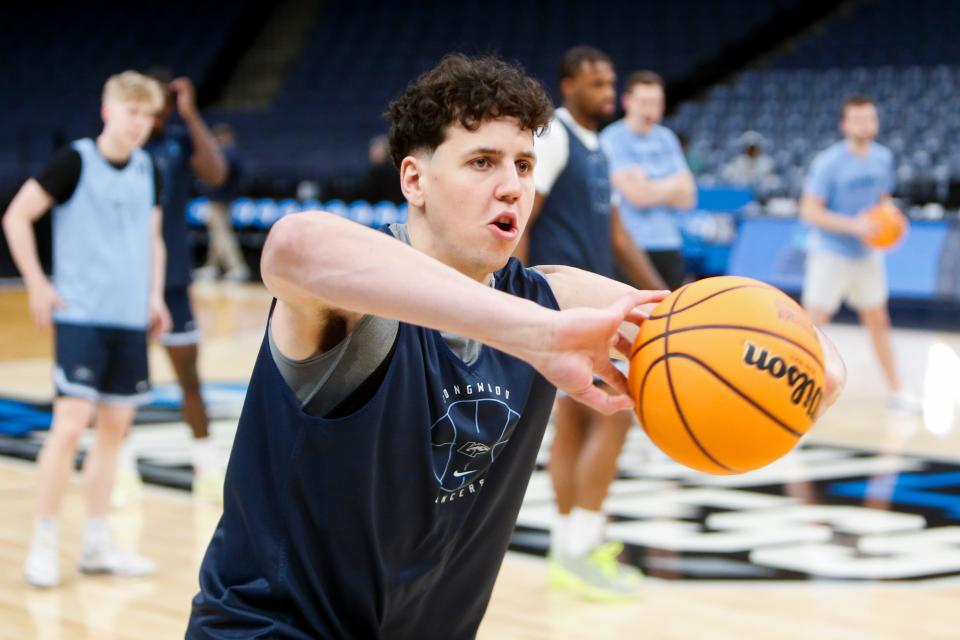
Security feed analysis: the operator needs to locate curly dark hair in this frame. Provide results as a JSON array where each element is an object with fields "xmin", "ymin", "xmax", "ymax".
[{"xmin": 387, "ymin": 54, "xmax": 553, "ymax": 167}]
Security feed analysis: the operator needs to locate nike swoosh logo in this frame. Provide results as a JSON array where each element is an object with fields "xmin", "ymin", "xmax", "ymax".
[{"xmin": 452, "ymin": 469, "xmax": 477, "ymax": 478}]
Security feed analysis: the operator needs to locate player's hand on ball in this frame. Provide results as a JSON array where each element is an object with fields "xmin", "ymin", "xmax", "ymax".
[
  {"xmin": 814, "ymin": 326, "xmax": 847, "ymax": 418},
  {"xmin": 530, "ymin": 290, "xmax": 668, "ymax": 415},
  {"xmin": 850, "ymin": 211, "xmax": 878, "ymax": 241}
]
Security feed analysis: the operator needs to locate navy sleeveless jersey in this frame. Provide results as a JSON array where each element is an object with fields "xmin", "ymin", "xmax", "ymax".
[
  {"xmin": 188, "ymin": 258, "xmax": 559, "ymax": 639},
  {"xmin": 145, "ymin": 125, "xmax": 194, "ymax": 289},
  {"xmin": 528, "ymin": 119, "xmax": 615, "ymax": 278}
]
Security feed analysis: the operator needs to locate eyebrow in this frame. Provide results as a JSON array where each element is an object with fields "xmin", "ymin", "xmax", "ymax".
[{"xmin": 464, "ymin": 146, "xmax": 537, "ymax": 161}]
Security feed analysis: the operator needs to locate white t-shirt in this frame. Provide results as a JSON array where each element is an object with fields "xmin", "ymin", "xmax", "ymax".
[{"xmin": 533, "ymin": 107, "xmax": 602, "ymax": 195}]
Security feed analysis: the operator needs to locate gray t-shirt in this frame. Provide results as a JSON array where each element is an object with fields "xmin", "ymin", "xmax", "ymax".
[{"xmin": 268, "ymin": 224, "xmax": 492, "ymax": 416}]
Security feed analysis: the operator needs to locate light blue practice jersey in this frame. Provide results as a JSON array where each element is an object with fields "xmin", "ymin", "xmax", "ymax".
[
  {"xmin": 53, "ymin": 138, "xmax": 155, "ymax": 329},
  {"xmin": 804, "ymin": 140, "xmax": 895, "ymax": 258},
  {"xmin": 601, "ymin": 122, "xmax": 689, "ymax": 251}
]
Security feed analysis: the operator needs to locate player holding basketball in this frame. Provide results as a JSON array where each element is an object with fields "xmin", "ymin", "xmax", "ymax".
[
  {"xmin": 519, "ymin": 46, "xmax": 665, "ymax": 600},
  {"xmin": 143, "ymin": 70, "xmax": 228, "ymax": 502},
  {"xmin": 2, "ymin": 71, "xmax": 170, "ymax": 587},
  {"xmin": 187, "ymin": 56, "xmax": 846, "ymax": 638},
  {"xmin": 801, "ymin": 96, "xmax": 915, "ymax": 411},
  {"xmin": 188, "ymin": 55, "xmax": 664, "ymax": 639},
  {"xmin": 600, "ymin": 71, "xmax": 696, "ymax": 290}
]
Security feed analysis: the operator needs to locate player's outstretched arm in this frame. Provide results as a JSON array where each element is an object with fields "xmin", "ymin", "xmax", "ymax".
[
  {"xmin": 261, "ymin": 211, "xmax": 651, "ymax": 413},
  {"xmin": 536, "ymin": 263, "xmax": 668, "ymax": 343}
]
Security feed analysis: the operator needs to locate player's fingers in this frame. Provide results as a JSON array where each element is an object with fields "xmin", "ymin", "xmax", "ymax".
[
  {"xmin": 624, "ymin": 306, "xmax": 650, "ymax": 325},
  {"xmin": 571, "ymin": 384, "xmax": 633, "ymax": 416},
  {"xmin": 638, "ymin": 289, "xmax": 671, "ymax": 304},
  {"xmin": 624, "ymin": 297, "xmax": 666, "ymax": 326},
  {"xmin": 594, "ymin": 358, "xmax": 628, "ymax": 396},
  {"xmin": 612, "ymin": 332, "xmax": 634, "ymax": 360},
  {"xmin": 36, "ymin": 307, "xmax": 52, "ymax": 333}
]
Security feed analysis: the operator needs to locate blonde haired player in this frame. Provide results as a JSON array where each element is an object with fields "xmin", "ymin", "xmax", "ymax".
[{"xmin": 2, "ymin": 70, "xmax": 170, "ymax": 587}]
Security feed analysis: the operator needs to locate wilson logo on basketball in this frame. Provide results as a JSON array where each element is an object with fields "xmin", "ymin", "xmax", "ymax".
[{"xmin": 742, "ymin": 341, "xmax": 823, "ymax": 418}]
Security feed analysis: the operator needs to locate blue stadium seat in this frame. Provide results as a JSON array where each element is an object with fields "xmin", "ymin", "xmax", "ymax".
[
  {"xmin": 186, "ymin": 197, "xmax": 209, "ymax": 227},
  {"xmin": 254, "ymin": 199, "xmax": 281, "ymax": 229},
  {"xmin": 348, "ymin": 200, "xmax": 375, "ymax": 226},
  {"xmin": 323, "ymin": 199, "xmax": 349, "ymax": 219},
  {"xmin": 230, "ymin": 198, "xmax": 258, "ymax": 229}
]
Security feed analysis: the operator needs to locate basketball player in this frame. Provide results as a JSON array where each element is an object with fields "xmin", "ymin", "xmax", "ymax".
[
  {"xmin": 186, "ymin": 54, "xmax": 669, "ymax": 639},
  {"xmin": 801, "ymin": 96, "xmax": 916, "ymax": 411},
  {"xmin": 143, "ymin": 71, "xmax": 228, "ymax": 501},
  {"xmin": 521, "ymin": 47, "xmax": 666, "ymax": 599},
  {"xmin": 600, "ymin": 71, "xmax": 696, "ymax": 290},
  {"xmin": 2, "ymin": 71, "xmax": 170, "ymax": 587}
]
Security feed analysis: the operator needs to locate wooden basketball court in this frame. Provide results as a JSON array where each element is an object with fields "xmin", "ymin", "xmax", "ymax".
[{"xmin": 1, "ymin": 282, "xmax": 958, "ymax": 639}]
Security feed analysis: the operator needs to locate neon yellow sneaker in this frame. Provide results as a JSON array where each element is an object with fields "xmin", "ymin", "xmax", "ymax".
[
  {"xmin": 110, "ymin": 466, "xmax": 143, "ymax": 510},
  {"xmin": 192, "ymin": 467, "xmax": 225, "ymax": 505},
  {"xmin": 549, "ymin": 542, "xmax": 643, "ymax": 601}
]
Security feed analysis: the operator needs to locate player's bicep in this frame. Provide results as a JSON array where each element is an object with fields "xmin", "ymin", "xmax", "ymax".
[
  {"xmin": 803, "ymin": 156, "xmax": 831, "ymax": 200},
  {"xmin": 5, "ymin": 179, "xmax": 55, "ymax": 224},
  {"xmin": 260, "ymin": 236, "xmax": 353, "ymax": 361}
]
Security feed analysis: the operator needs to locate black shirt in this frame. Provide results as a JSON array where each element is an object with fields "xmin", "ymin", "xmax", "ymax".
[{"xmin": 36, "ymin": 145, "xmax": 163, "ymax": 206}]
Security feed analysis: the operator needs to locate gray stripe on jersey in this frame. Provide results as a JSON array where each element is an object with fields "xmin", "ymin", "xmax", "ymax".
[{"xmin": 271, "ymin": 222, "xmax": 510, "ymax": 414}]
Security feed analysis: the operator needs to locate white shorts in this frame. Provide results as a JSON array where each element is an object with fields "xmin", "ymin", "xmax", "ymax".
[{"xmin": 802, "ymin": 250, "xmax": 888, "ymax": 314}]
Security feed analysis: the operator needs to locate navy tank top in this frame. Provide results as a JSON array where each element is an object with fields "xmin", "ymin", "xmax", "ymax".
[
  {"xmin": 528, "ymin": 119, "xmax": 615, "ymax": 278},
  {"xmin": 188, "ymin": 257, "xmax": 559, "ymax": 639}
]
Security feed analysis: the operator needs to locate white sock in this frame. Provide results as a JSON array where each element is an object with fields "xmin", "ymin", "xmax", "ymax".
[
  {"xmin": 83, "ymin": 516, "xmax": 112, "ymax": 550},
  {"xmin": 566, "ymin": 507, "xmax": 606, "ymax": 558},
  {"xmin": 551, "ymin": 513, "xmax": 570, "ymax": 558},
  {"xmin": 191, "ymin": 437, "xmax": 217, "ymax": 474},
  {"xmin": 32, "ymin": 516, "xmax": 58, "ymax": 549}
]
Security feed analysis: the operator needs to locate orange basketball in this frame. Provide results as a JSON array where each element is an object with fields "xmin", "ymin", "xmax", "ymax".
[
  {"xmin": 628, "ymin": 276, "xmax": 825, "ymax": 475},
  {"xmin": 864, "ymin": 202, "xmax": 908, "ymax": 249}
]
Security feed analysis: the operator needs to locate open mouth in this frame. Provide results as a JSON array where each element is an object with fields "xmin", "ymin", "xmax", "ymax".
[{"xmin": 489, "ymin": 212, "xmax": 517, "ymax": 235}]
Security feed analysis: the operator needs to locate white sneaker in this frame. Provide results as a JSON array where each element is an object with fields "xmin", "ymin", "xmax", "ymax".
[
  {"xmin": 223, "ymin": 266, "xmax": 250, "ymax": 282},
  {"xmin": 77, "ymin": 544, "xmax": 156, "ymax": 577},
  {"xmin": 192, "ymin": 265, "xmax": 219, "ymax": 281},
  {"xmin": 25, "ymin": 544, "xmax": 61, "ymax": 588},
  {"xmin": 887, "ymin": 392, "xmax": 923, "ymax": 414}
]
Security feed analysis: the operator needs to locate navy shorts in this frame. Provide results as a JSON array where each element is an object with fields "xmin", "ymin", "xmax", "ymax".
[
  {"xmin": 54, "ymin": 323, "xmax": 151, "ymax": 405},
  {"xmin": 162, "ymin": 286, "xmax": 200, "ymax": 346}
]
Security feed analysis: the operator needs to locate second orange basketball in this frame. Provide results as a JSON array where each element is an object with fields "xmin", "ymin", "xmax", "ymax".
[
  {"xmin": 864, "ymin": 202, "xmax": 908, "ymax": 249},
  {"xmin": 628, "ymin": 276, "xmax": 826, "ymax": 475}
]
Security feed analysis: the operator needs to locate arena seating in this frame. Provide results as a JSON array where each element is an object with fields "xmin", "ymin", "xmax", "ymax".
[
  {"xmin": 667, "ymin": 0, "xmax": 960, "ymax": 203},
  {"xmin": 0, "ymin": 1, "xmax": 251, "ymax": 189},
  {"xmin": 203, "ymin": 0, "xmax": 802, "ymax": 189}
]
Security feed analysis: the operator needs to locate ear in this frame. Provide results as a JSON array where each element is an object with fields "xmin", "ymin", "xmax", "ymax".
[
  {"xmin": 100, "ymin": 102, "xmax": 109, "ymax": 125},
  {"xmin": 620, "ymin": 91, "xmax": 631, "ymax": 114},
  {"xmin": 400, "ymin": 155, "xmax": 426, "ymax": 208}
]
